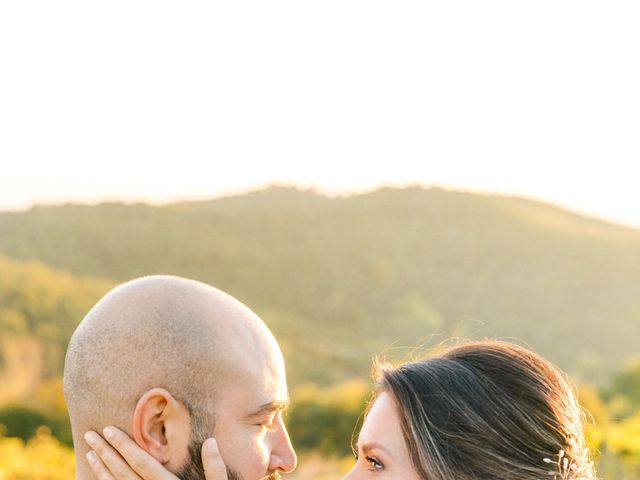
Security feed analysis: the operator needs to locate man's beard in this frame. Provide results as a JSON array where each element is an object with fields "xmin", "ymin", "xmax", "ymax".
[{"xmin": 178, "ymin": 438, "xmax": 282, "ymax": 480}]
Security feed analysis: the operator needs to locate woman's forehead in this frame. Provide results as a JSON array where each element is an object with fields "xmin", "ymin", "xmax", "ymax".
[{"xmin": 359, "ymin": 393, "xmax": 403, "ymax": 444}]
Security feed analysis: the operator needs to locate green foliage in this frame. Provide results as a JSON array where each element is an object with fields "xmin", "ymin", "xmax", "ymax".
[
  {"xmin": 609, "ymin": 358, "xmax": 640, "ymax": 411},
  {"xmin": 0, "ymin": 405, "xmax": 49, "ymax": 442},
  {"xmin": 0, "ymin": 255, "xmax": 112, "ymax": 347},
  {"xmin": 0, "ymin": 400, "xmax": 72, "ymax": 446},
  {"xmin": 288, "ymin": 380, "xmax": 370, "ymax": 456},
  {"xmin": 0, "ymin": 256, "xmax": 112, "ymax": 412}
]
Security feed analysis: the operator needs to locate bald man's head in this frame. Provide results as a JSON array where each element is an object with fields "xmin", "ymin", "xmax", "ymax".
[{"xmin": 63, "ymin": 276, "xmax": 295, "ymax": 480}]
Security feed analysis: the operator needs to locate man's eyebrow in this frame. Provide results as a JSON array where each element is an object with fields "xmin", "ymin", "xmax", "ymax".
[{"xmin": 245, "ymin": 399, "xmax": 290, "ymax": 418}]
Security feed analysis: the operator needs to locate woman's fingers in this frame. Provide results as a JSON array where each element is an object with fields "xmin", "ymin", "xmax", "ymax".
[
  {"xmin": 84, "ymin": 430, "xmax": 142, "ymax": 480},
  {"xmin": 202, "ymin": 439, "xmax": 229, "ymax": 480},
  {"xmin": 99, "ymin": 427, "xmax": 179, "ymax": 480},
  {"xmin": 86, "ymin": 450, "xmax": 116, "ymax": 480},
  {"xmin": 86, "ymin": 427, "xmax": 229, "ymax": 480}
]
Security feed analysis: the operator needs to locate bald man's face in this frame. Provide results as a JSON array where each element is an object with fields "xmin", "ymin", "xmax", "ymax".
[{"xmin": 179, "ymin": 343, "xmax": 297, "ymax": 480}]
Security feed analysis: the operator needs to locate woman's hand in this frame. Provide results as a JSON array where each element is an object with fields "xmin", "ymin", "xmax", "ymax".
[{"xmin": 84, "ymin": 426, "xmax": 228, "ymax": 480}]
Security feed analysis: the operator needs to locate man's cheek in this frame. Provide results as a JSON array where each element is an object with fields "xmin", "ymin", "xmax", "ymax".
[
  {"xmin": 238, "ymin": 434, "xmax": 271, "ymax": 475},
  {"xmin": 250, "ymin": 434, "xmax": 271, "ymax": 464}
]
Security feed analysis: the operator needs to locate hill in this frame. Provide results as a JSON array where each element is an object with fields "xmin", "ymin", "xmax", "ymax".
[
  {"xmin": 0, "ymin": 256, "xmax": 111, "ymax": 404},
  {"xmin": 1, "ymin": 186, "xmax": 639, "ymax": 386}
]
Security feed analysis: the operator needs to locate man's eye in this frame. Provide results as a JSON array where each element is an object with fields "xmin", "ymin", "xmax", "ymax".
[
  {"xmin": 255, "ymin": 421, "xmax": 276, "ymax": 432},
  {"xmin": 366, "ymin": 456, "xmax": 384, "ymax": 471}
]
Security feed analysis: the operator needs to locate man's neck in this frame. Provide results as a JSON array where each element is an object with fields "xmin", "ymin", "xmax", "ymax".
[{"xmin": 75, "ymin": 452, "xmax": 94, "ymax": 480}]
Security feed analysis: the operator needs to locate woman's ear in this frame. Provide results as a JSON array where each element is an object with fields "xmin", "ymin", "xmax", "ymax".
[{"xmin": 132, "ymin": 387, "xmax": 192, "ymax": 468}]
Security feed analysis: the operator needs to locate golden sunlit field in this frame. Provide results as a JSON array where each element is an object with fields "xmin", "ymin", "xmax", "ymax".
[
  {"xmin": 3, "ymin": 404, "xmax": 640, "ymax": 479},
  {"xmin": 0, "ymin": 428, "xmax": 74, "ymax": 480},
  {"xmin": 3, "ymin": 379, "xmax": 640, "ymax": 479}
]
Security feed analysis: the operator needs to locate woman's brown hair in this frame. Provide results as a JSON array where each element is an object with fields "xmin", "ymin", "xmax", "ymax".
[{"xmin": 374, "ymin": 340, "xmax": 595, "ymax": 479}]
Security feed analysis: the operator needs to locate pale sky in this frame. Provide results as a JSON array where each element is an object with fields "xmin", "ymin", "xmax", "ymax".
[{"xmin": 1, "ymin": 2, "xmax": 639, "ymax": 228}]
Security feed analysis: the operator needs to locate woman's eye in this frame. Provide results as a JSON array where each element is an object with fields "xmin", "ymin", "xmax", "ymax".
[{"xmin": 366, "ymin": 456, "xmax": 384, "ymax": 471}]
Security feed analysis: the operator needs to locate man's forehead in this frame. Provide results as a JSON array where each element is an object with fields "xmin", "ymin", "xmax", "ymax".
[
  {"xmin": 250, "ymin": 375, "xmax": 289, "ymax": 410},
  {"xmin": 217, "ymin": 360, "xmax": 288, "ymax": 408},
  {"xmin": 213, "ymin": 324, "xmax": 288, "ymax": 400}
]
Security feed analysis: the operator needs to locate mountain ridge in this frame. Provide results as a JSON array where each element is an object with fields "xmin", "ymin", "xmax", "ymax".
[{"xmin": 1, "ymin": 185, "xmax": 638, "ymax": 386}]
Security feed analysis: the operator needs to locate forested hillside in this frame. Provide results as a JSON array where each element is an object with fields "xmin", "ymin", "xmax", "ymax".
[
  {"xmin": 1, "ymin": 186, "xmax": 639, "ymax": 387},
  {"xmin": 0, "ymin": 256, "xmax": 111, "ymax": 405}
]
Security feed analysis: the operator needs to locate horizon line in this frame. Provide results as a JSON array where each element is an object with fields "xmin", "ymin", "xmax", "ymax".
[{"xmin": 1, "ymin": 181, "xmax": 639, "ymax": 232}]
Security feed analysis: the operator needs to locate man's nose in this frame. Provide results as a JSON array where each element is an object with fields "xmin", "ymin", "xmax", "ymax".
[{"xmin": 268, "ymin": 416, "xmax": 297, "ymax": 473}]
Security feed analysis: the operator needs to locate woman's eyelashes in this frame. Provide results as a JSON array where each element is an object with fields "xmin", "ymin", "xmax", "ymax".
[
  {"xmin": 366, "ymin": 456, "xmax": 384, "ymax": 471},
  {"xmin": 354, "ymin": 451, "xmax": 385, "ymax": 472}
]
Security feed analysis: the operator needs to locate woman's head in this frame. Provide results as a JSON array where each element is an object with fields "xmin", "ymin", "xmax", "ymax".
[{"xmin": 346, "ymin": 340, "xmax": 595, "ymax": 480}]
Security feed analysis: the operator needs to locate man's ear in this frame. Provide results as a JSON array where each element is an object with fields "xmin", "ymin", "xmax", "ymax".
[{"xmin": 132, "ymin": 387, "xmax": 191, "ymax": 467}]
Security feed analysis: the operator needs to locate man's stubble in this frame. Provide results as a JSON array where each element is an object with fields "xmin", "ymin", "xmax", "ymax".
[{"xmin": 178, "ymin": 434, "xmax": 281, "ymax": 480}]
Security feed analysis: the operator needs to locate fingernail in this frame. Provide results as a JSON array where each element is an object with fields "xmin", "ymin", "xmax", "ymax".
[
  {"xmin": 86, "ymin": 451, "xmax": 97, "ymax": 465},
  {"xmin": 103, "ymin": 427, "xmax": 114, "ymax": 440},
  {"xmin": 84, "ymin": 431, "xmax": 98, "ymax": 446},
  {"xmin": 206, "ymin": 438, "xmax": 218, "ymax": 453}
]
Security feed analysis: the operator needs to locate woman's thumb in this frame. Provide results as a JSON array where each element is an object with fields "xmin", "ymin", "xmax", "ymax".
[{"xmin": 202, "ymin": 438, "xmax": 229, "ymax": 480}]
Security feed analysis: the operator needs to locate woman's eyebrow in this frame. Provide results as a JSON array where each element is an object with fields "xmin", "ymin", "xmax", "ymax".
[{"xmin": 359, "ymin": 441, "xmax": 393, "ymax": 456}]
